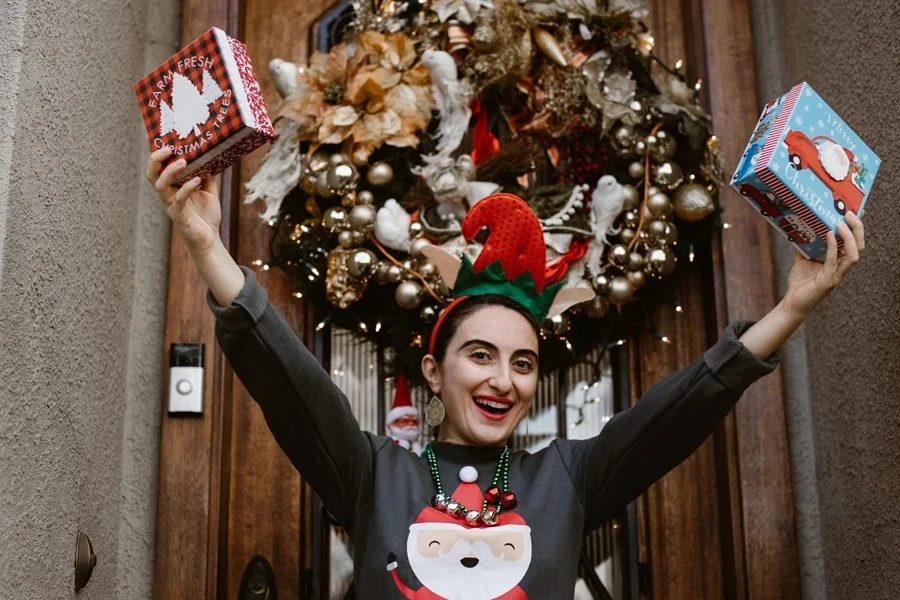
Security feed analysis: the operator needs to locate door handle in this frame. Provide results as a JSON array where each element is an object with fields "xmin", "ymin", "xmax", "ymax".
[{"xmin": 238, "ymin": 555, "xmax": 277, "ymax": 600}]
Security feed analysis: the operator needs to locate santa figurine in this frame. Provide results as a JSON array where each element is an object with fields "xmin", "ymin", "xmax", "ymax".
[{"xmin": 386, "ymin": 373, "xmax": 421, "ymax": 453}]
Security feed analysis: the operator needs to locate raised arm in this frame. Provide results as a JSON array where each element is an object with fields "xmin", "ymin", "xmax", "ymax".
[
  {"xmin": 560, "ymin": 212, "xmax": 865, "ymax": 531},
  {"xmin": 147, "ymin": 148, "xmax": 378, "ymax": 527}
]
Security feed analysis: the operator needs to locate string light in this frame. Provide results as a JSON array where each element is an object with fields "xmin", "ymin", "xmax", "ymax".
[
  {"xmin": 293, "ymin": 291, "xmax": 303, "ymax": 299},
  {"xmin": 694, "ymin": 78, "xmax": 703, "ymax": 91},
  {"xmin": 252, "ymin": 259, "xmax": 264, "ymax": 266},
  {"xmin": 675, "ymin": 58, "xmax": 683, "ymax": 70},
  {"xmin": 564, "ymin": 339, "xmax": 573, "ymax": 352},
  {"xmin": 375, "ymin": 321, "xmax": 382, "ymax": 332},
  {"xmin": 316, "ymin": 320, "xmax": 327, "ymax": 331},
  {"xmin": 661, "ymin": 336, "xmax": 671, "ymax": 344},
  {"xmin": 359, "ymin": 322, "xmax": 368, "ymax": 332},
  {"xmin": 722, "ymin": 222, "xmax": 731, "ymax": 229},
  {"xmin": 675, "ymin": 305, "xmax": 683, "ymax": 313},
  {"xmin": 262, "ymin": 263, "xmax": 271, "ymax": 271}
]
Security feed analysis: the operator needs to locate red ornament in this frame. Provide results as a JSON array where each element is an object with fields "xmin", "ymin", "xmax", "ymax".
[
  {"xmin": 499, "ymin": 491, "xmax": 517, "ymax": 510},
  {"xmin": 484, "ymin": 485, "xmax": 501, "ymax": 504}
]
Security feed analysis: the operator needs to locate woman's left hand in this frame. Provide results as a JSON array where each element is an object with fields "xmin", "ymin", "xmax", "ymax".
[{"xmin": 782, "ymin": 210, "xmax": 865, "ymax": 320}]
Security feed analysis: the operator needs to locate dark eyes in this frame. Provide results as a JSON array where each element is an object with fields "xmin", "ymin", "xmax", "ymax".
[
  {"xmin": 469, "ymin": 350, "xmax": 535, "ymax": 372},
  {"xmin": 429, "ymin": 540, "xmax": 441, "ymax": 547},
  {"xmin": 504, "ymin": 543, "xmax": 516, "ymax": 549}
]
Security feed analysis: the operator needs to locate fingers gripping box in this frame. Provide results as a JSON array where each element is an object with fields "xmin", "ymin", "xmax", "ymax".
[
  {"xmin": 134, "ymin": 27, "xmax": 275, "ymax": 185},
  {"xmin": 730, "ymin": 82, "xmax": 881, "ymax": 258}
]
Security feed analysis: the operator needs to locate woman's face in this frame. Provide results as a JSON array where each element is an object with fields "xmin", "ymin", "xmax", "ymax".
[{"xmin": 422, "ymin": 305, "xmax": 539, "ymax": 447}]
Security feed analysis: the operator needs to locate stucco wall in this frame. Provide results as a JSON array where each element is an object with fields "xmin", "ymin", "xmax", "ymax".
[
  {"xmin": 749, "ymin": 1, "xmax": 900, "ymax": 599},
  {"xmin": 0, "ymin": 1, "xmax": 179, "ymax": 598}
]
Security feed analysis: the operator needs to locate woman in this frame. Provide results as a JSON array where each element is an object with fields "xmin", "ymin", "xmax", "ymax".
[{"xmin": 147, "ymin": 148, "xmax": 864, "ymax": 598}]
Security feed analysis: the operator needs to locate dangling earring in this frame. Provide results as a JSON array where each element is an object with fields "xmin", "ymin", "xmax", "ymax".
[{"xmin": 425, "ymin": 394, "xmax": 445, "ymax": 427}]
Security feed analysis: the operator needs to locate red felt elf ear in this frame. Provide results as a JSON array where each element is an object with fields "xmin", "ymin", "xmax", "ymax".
[
  {"xmin": 546, "ymin": 287, "xmax": 595, "ymax": 319},
  {"xmin": 421, "ymin": 245, "xmax": 462, "ymax": 289}
]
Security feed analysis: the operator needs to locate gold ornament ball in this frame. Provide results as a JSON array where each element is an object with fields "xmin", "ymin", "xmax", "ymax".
[
  {"xmin": 374, "ymin": 261, "xmax": 392, "ymax": 284},
  {"xmin": 315, "ymin": 173, "xmax": 333, "ymax": 197},
  {"xmin": 627, "ymin": 251, "xmax": 644, "ymax": 272},
  {"xmin": 409, "ymin": 221, "xmax": 424, "ymax": 238},
  {"xmin": 337, "ymin": 230, "xmax": 356, "ymax": 249},
  {"xmin": 663, "ymin": 222, "xmax": 679, "ymax": 246},
  {"xmin": 328, "ymin": 153, "xmax": 348, "ymax": 166},
  {"xmin": 647, "ymin": 219, "xmax": 669, "ymax": 244},
  {"xmin": 584, "ymin": 296, "xmax": 610, "ymax": 318},
  {"xmin": 650, "ymin": 130, "xmax": 677, "ymax": 162},
  {"xmin": 348, "ymin": 249, "xmax": 377, "ymax": 278},
  {"xmin": 420, "ymin": 305, "xmax": 438, "ymax": 323},
  {"xmin": 367, "ymin": 162, "xmax": 394, "ymax": 187},
  {"xmin": 627, "ymin": 269, "xmax": 647, "ymax": 290},
  {"xmin": 418, "ymin": 260, "xmax": 437, "ymax": 279},
  {"xmin": 396, "ymin": 280, "xmax": 424, "ymax": 309},
  {"xmin": 349, "ymin": 204, "xmax": 377, "ymax": 232},
  {"xmin": 326, "ymin": 163, "xmax": 358, "ymax": 194},
  {"xmin": 608, "ymin": 244, "xmax": 629, "ymax": 267},
  {"xmin": 647, "ymin": 192, "xmax": 674, "ymax": 219},
  {"xmin": 544, "ymin": 314, "xmax": 570, "ymax": 336},
  {"xmin": 402, "ymin": 259, "xmax": 414, "ymax": 271},
  {"xmin": 593, "ymin": 273, "xmax": 611, "ymax": 295},
  {"xmin": 608, "ymin": 276, "xmax": 634, "ymax": 306},
  {"xmin": 652, "ymin": 161, "xmax": 684, "ymax": 191},
  {"xmin": 673, "ymin": 183, "xmax": 716, "ymax": 222},
  {"xmin": 646, "ymin": 247, "xmax": 676, "ymax": 274},
  {"xmin": 619, "ymin": 227, "xmax": 636, "ymax": 245},
  {"xmin": 323, "ymin": 207, "xmax": 348, "ymax": 231},
  {"xmin": 621, "ymin": 184, "xmax": 639, "ymax": 211},
  {"xmin": 622, "ymin": 210, "xmax": 639, "ymax": 229},
  {"xmin": 409, "ymin": 237, "xmax": 432, "ymax": 260},
  {"xmin": 612, "ymin": 125, "xmax": 635, "ymax": 151},
  {"xmin": 386, "ymin": 264, "xmax": 404, "ymax": 283},
  {"xmin": 628, "ymin": 161, "xmax": 645, "ymax": 180},
  {"xmin": 351, "ymin": 231, "xmax": 367, "ymax": 245},
  {"xmin": 341, "ymin": 192, "xmax": 357, "ymax": 208},
  {"xmin": 357, "ymin": 190, "xmax": 375, "ymax": 205},
  {"xmin": 299, "ymin": 174, "xmax": 316, "ymax": 195}
]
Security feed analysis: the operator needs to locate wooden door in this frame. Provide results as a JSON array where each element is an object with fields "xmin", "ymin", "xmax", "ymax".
[{"xmin": 152, "ymin": 1, "xmax": 800, "ymax": 598}]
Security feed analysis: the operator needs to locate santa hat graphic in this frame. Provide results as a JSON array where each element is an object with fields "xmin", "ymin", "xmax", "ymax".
[
  {"xmin": 410, "ymin": 481, "xmax": 529, "ymax": 531},
  {"xmin": 386, "ymin": 372, "xmax": 418, "ymax": 425}
]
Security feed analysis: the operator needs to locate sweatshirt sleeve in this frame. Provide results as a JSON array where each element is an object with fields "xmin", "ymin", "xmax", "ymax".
[
  {"xmin": 557, "ymin": 320, "xmax": 780, "ymax": 531},
  {"xmin": 206, "ymin": 266, "xmax": 377, "ymax": 529}
]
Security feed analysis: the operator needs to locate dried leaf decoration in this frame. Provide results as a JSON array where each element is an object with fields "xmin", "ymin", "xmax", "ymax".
[{"xmin": 277, "ymin": 31, "xmax": 433, "ymax": 162}]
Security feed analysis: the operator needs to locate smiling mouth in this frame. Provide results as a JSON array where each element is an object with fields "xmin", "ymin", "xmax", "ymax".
[{"xmin": 472, "ymin": 396, "xmax": 513, "ymax": 418}]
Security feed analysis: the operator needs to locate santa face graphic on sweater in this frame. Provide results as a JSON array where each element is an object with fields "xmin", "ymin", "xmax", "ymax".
[
  {"xmin": 388, "ymin": 480, "xmax": 532, "ymax": 599},
  {"xmin": 406, "ymin": 522, "xmax": 532, "ymax": 599}
]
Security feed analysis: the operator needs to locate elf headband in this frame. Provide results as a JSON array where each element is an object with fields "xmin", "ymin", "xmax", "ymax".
[{"xmin": 425, "ymin": 193, "xmax": 594, "ymax": 356}]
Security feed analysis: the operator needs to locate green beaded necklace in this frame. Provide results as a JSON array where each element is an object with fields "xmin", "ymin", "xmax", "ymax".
[{"xmin": 425, "ymin": 443, "xmax": 514, "ymax": 525}]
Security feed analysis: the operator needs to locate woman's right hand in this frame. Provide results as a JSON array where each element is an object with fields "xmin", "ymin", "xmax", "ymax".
[{"xmin": 146, "ymin": 147, "xmax": 221, "ymax": 254}]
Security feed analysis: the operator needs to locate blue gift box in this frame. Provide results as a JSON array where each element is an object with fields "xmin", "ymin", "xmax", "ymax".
[{"xmin": 730, "ymin": 82, "xmax": 881, "ymax": 258}]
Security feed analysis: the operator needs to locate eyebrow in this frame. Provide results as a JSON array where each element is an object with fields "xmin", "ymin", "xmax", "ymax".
[{"xmin": 459, "ymin": 339, "xmax": 539, "ymax": 361}]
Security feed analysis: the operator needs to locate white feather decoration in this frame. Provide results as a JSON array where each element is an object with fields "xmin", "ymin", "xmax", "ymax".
[
  {"xmin": 244, "ymin": 119, "xmax": 302, "ymax": 222},
  {"xmin": 415, "ymin": 50, "xmax": 473, "ymax": 179}
]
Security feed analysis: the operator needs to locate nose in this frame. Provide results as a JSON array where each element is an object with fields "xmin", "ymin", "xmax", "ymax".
[
  {"xmin": 460, "ymin": 557, "xmax": 479, "ymax": 568},
  {"xmin": 488, "ymin": 364, "xmax": 512, "ymax": 396}
]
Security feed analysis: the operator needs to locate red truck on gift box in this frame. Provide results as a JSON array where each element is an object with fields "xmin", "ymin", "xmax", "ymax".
[
  {"xmin": 783, "ymin": 130, "xmax": 864, "ymax": 215},
  {"xmin": 777, "ymin": 214, "xmax": 815, "ymax": 245},
  {"xmin": 739, "ymin": 183, "xmax": 784, "ymax": 217}
]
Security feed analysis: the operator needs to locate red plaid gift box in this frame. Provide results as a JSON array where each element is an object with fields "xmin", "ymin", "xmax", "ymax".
[{"xmin": 135, "ymin": 27, "xmax": 275, "ymax": 185}]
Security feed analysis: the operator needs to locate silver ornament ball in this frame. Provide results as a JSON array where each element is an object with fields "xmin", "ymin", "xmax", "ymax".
[
  {"xmin": 337, "ymin": 230, "xmax": 357, "ymax": 249},
  {"xmin": 409, "ymin": 237, "xmax": 432, "ymax": 260},
  {"xmin": 395, "ymin": 280, "xmax": 424, "ymax": 309},
  {"xmin": 357, "ymin": 190, "xmax": 375, "ymax": 205},
  {"xmin": 608, "ymin": 277, "xmax": 634, "ymax": 306},
  {"xmin": 647, "ymin": 192, "xmax": 674, "ymax": 219},
  {"xmin": 323, "ymin": 207, "xmax": 348, "ymax": 232},
  {"xmin": 652, "ymin": 162, "xmax": 684, "ymax": 191},
  {"xmin": 627, "ymin": 269, "xmax": 647, "ymax": 290},
  {"xmin": 349, "ymin": 204, "xmax": 377, "ymax": 232},
  {"xmin": 628, "ymin": 161, "xmax": 645, "ymax": 180},
  {"xmin": 367, "ymin": 162, "xmax": 394, "ymax": 187},
  {"xmin": 608, "ymin": 244, "xmax": 629, "ymax": 267},
  {"xmin": 621, "ymin": 184, "xmax": 640, "ymax": 211}
]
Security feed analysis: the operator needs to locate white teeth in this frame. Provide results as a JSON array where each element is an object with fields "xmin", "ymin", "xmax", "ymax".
[{"xmin": 474, "ymin": 398, "xmax": 511, "ymax": 410}]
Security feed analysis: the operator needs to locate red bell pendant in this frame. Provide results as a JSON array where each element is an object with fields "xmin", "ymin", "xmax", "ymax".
[
  {"xmin": 484, "ymin": 485, "xmax": 501, "ymax": 504},
  {"xmin": 499, "ymin": 491, "xmax": 517, "ymax": 510}
]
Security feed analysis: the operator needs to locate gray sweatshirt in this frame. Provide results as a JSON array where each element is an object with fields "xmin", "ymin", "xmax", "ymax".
[{"xmin": 207, "ymin": 266, "xmax": 780, "ymax": 599}]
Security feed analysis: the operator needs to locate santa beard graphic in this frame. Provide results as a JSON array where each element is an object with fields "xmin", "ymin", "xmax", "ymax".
[{"xmin": 405, "ymin": 522, "xmax": 532, "ymax": 600}]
